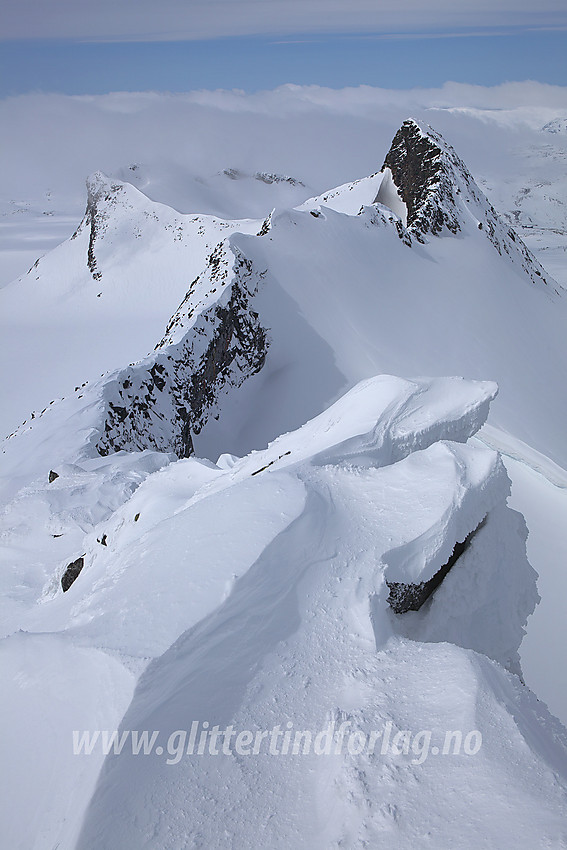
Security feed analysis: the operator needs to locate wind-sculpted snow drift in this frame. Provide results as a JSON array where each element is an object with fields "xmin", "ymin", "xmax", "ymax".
[
  {"xmin": 69, "ymin": 377, "xmax": 563, "ymax": 849},
  {"xmin": 3, "ymin": 374, "xmax": 566, "ymax": 849},
  {"xmin": 2, "ymin": 120, "xmax": 567, "ymax": 848}
]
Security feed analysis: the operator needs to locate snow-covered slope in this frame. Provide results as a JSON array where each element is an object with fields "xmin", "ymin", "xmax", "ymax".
[
  {"xmin": 73, "ymin": 378, "xmax": 565, "ymax": 850},
  {"xmin": 2, "ymin": 118, "xmax": 567, "ymax": 848},
  {"xmin": 0, "ymin": 171, "xmax": 262, "ymax": 441},
  {"xmin": 114, "ymin": 160, "xmax": 311, "ymax": 221},
  {"xmin": 472, "ymin": 118, "xmax": 567, "ymax": 289},
  {"xmin": 5, "ymin": 375, "xmax": 566, "ymax": 850}
]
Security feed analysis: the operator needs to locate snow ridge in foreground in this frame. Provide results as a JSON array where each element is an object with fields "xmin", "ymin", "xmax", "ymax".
[{"xmin": 51, "ymin": 375, "xmax": 562, "ymax": 850}]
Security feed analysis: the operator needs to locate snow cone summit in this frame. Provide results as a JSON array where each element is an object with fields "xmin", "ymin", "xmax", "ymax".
[{"xmin": 1, "ymin": 120, "xmax": 567, "ymax": 850}]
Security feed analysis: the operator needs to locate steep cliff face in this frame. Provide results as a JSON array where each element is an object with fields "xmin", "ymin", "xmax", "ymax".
[
  {"xmin": 96, "ymin": 242, "xmax": 268, "ymax": 458},
  {"xmin": 380, "ymin": 119, "xmax": 462, "ymax": 238},
  {"xmin": 380, "ymin": 120, "xmax": 558, "ymax": 292}
]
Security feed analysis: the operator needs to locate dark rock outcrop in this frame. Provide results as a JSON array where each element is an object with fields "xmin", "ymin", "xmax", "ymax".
[
  {"xmin": 380, "ymin": 119, "xmax": 462, "ymax": 238},
  {"xmin": 61, "ymin": 556, "xmax": 85, "ymax": 592},
  {"xmin": 95, "ymin": 242, "xmax": 269, "ymax": 459},
  {"xmin": 378, "ymin": 119, "xmax": 557, "ymax": 291},
  {"xmin": 71, "ymin": 172, "xmax": 125, "ymax": 281},
  {"xmin": 387, "ymin": 517, "xmax": 486, "ymax": 614},
  {"xmin": 254, "ymin": 172, "xmax": 304, "ymax": 187}
]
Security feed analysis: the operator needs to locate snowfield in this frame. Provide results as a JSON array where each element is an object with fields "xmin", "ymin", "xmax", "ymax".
[
  {"xmin": 1, "ymin": 97, "xmax": 567, "ymax": 848},
  {"xmin": 4, "ymin": 375, "xmax": 567, "ymax": 849}
]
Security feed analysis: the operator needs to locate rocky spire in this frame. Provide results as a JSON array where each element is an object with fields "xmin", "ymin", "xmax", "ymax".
[{"xmin": 379, "ymin": 119, "xmax": 557, "ymax": 292}]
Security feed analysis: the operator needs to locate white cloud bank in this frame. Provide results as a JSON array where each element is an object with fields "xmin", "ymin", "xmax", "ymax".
[
  {"xmin": 2, "ymin": 0, "xmax": 566, "ymax": 41},
  {"xmin": 2, "ymin": 81, "xmax": 566, "ymax": 206}
]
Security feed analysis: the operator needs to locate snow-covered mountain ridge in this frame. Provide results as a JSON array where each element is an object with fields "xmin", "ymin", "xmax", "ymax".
[
  {"xmin": 97, "ymin": 242, "xmax": 268, "ymax": 458},
  {"xmin": 303, "ymin": 119, "xmax": 557, "ymax": 291},
  {"xmin": 1, "ymin": 118, "xmax": 567, "ymax": 848},
  {"xmin": 5, "ymin": 119, "xmax": 565, "ymax": 466}
]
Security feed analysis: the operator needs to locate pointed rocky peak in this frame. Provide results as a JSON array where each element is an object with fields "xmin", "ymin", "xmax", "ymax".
[
  {"xmin": 379, "ymin": 119, "xmax": 558, "ymax": 292},
  {"xmin": 380, "ymin": 119, "xmax": 478, "ymax": 239}
]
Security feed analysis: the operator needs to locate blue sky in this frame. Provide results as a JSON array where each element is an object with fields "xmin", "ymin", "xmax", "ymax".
[
  {"xmin": 1, "ymin": 0, "xmax": 566, "ymax": 96},
  {"xmin": 2, "ymin": 30, "xmax": 566, "ymax": 97}
]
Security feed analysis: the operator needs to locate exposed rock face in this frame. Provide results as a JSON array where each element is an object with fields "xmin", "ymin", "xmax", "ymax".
[
  {"xmin": 387, "ymin": 517, "xmax": 486, "ymax": 613},
  {"xmin": 380, "ymin": 119, "xmax": 556, "ymax": 291},
  {"xmin": 61, "ymin": 556, "xmax": 85, "ymax": 592},
  {"xmin": 380, "ymin": 119, "xmax": 462, "ymax": 238},
  {"xmin": 95, "ymin": 242, "xmax": 268, "ymax": 458},
  {"xmin": 71, "ymin": 172, "xmax": 125, "ymax": 281}
]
